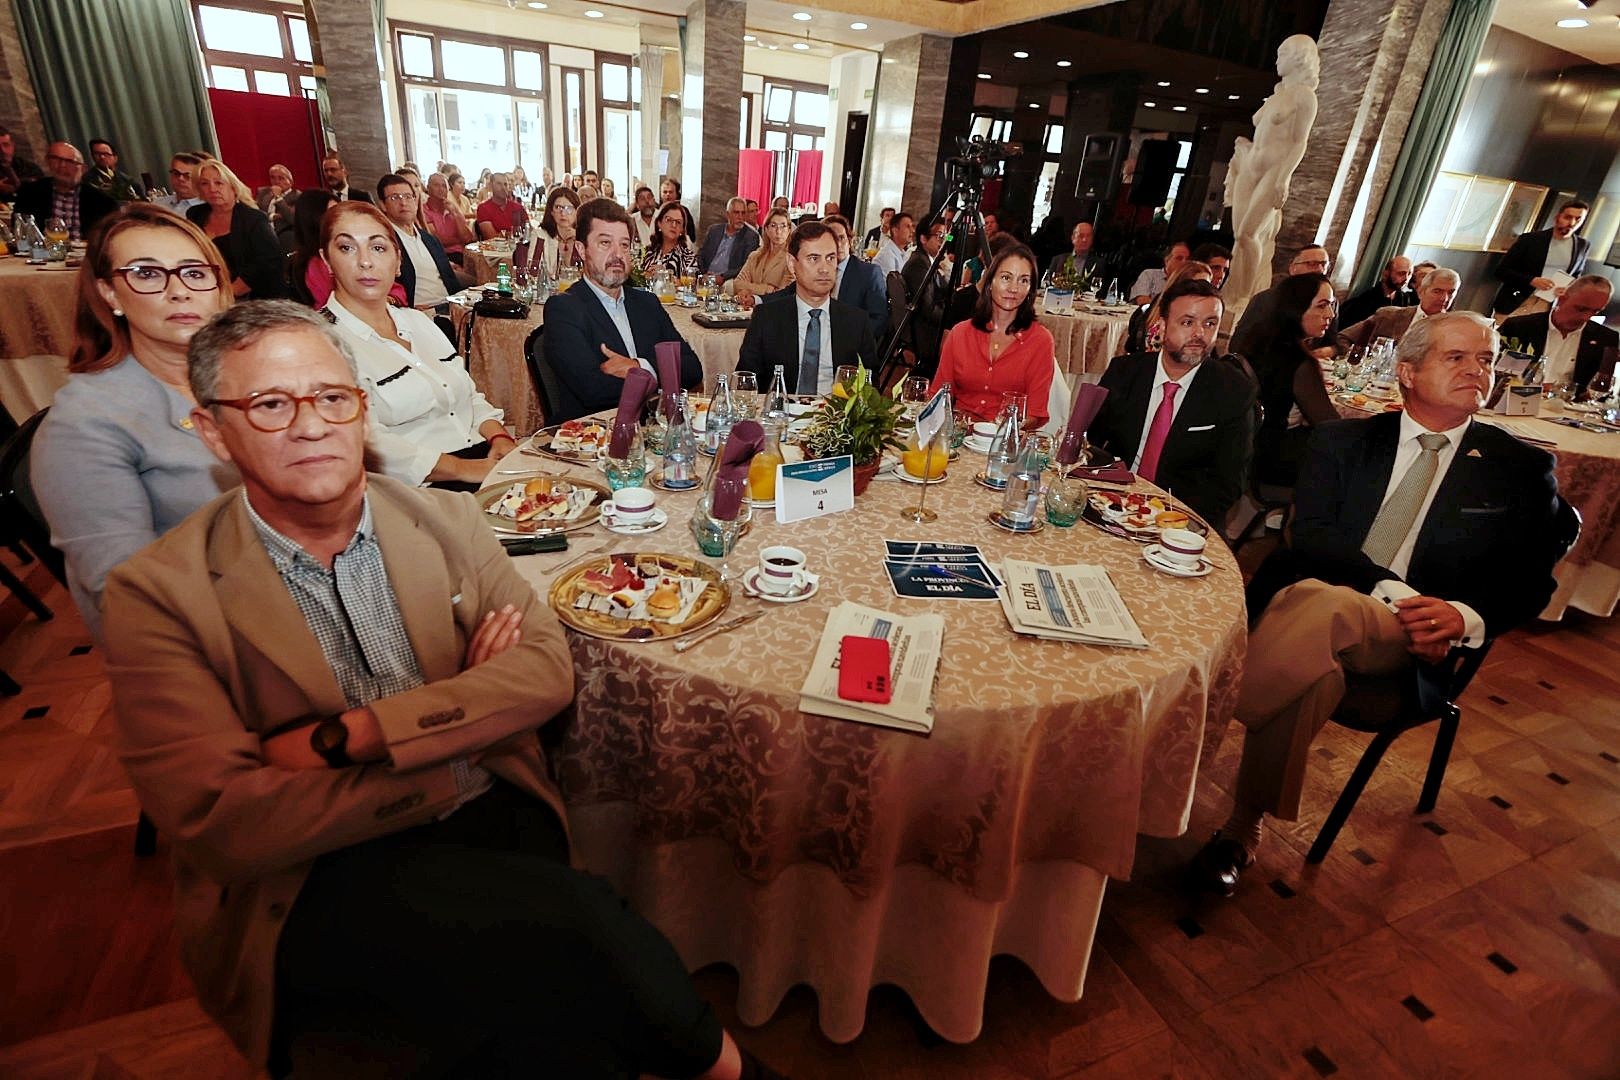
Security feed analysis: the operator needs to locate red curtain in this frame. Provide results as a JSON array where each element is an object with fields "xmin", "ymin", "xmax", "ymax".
[
  {"xmin": 792, "ymin": 150, "xmax": 822, "ymax": 208},
  {"xmin": 207, "ymin": 89, "xmax": 325, "ymax": 192},
  {"xmin": 737, "ymin": 149, "xmax": 774, "ymax": 225}
]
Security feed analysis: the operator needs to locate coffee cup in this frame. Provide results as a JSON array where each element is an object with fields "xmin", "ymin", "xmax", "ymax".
[
  {"xmin": 609, "ymin": 486, "xmax": 656, "ymax": 524},
  {"xmin": 1158, "ymin": 527, "xmax": 1206, "ymax": 568},
  {"xmin": 972, "ymin": 421, "xmax": 999, "ymax": 440},
  {"xmin": 757, "ymin": 545, "xmax": 807, "ymax": 594}
]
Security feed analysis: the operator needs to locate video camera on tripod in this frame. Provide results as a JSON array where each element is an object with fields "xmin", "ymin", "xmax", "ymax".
[{"xmin": 944, "ymin": 136, "xmax": 1023, "ymax": 187}]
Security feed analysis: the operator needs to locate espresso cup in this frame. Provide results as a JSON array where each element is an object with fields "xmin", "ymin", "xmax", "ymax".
[
  {"xmin": 609, "ymin": 486, "xmax": 656, "ymax": 524},
  {"xmin": 972, "ymin": 421, "xmax": 999, "ymax": 440},
  {"xmin": 1158, "ymin": 528, "xmax": 1207, "ymax": 568},
  {"xmin": 757, "ymin": 545, "xmax": 807, "ymax": 594}
]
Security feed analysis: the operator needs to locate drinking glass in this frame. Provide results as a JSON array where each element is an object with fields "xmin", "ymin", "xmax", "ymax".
[
  {"xmin": 1045, "ymin": 479, "xmax": 1084, "ymax": 527},
  {"xmin": 1000, "ymin": 391, "xmax": 1028, "ymax": 428},
  {"xmin": 603, "ymin": 429, "xmax": 647, "ymax": 490},
  {"xmin": 899, "ymin": 376, "xmax": 930, "ymax": 421},
  {"xmin": 833, "ymin": 365, "xmax": 859, "ymax": 398},
  {"xmin": 689, "ymin": 490, "xmax": 752, "ymax": 580},
  {"xmin": 731, "ymin": 370, "xmax": 760, "ymax": 418},
  {"xmin": 1027, "ymin": 432, "xmax": 1055, "ymax": 473}
]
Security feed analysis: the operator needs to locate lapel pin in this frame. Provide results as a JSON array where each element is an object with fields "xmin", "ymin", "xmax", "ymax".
[{"xmin": 1466, "ymin": 448, "xmax": 1482, "ymax": 458}]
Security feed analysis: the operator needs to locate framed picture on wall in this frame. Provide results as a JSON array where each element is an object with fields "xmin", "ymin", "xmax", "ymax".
[
  {"xmin": 1445, "ymin": 176, "xmax": 1512, "ymax": 251},
  {"xmin": 1486, "ymin": 182, "xmax": 1548, "ymax": 252},
  {"xmin": 1411, "ymin": 171, "xmax": 1470, "ymax": 247}
]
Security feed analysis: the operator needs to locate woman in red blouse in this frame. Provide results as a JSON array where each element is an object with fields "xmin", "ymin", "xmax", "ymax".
[{"xmin": 929, "ymin": 243, "xmax": 1055, "ymax": 427}]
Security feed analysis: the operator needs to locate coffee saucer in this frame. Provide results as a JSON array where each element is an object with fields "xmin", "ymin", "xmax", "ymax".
[
  {"xmin": 650, "ymin": 471, "xmax": 701, "ymax": 492},
  {"xmin": 974, "ymin": 472, "xmax": 1009, "ymax": 491},
  {"xmin": 893, "ymin": 466, "xmax": 947, "ymax": 485},
  {"xmin": 963, "ymin": 436, "xmax": 993, "ymax": 454},
  {"xmin": 1142, "ymin": 543, "xmax": 1212, "ymax": 577},
  {"xmin": 600, "ymin": 508, "xmax": 669, "ymax": 535},
  {"xmin": 741, "ymin": 568, "xmax": 820, "ymax": 603},
  {"xmin": 987, "ymin": 511, "xmax": 1043, "ymax": 534}
]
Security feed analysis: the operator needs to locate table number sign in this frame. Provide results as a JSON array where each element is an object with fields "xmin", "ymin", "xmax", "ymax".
[{"xmin": 776, "ymin": 455, "xmax": 854, "ymax": 523}]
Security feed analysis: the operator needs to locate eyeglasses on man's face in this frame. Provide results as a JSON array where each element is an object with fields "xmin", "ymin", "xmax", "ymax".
[
  {"xmin": 206, "ymin": 386, "xmax": 367, "ymax": 432},
  {"xmin": 112, "ymin": 264, "xmax": 221, "ymax": 294}
]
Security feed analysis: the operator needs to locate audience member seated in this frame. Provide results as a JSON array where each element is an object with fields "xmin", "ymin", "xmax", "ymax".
[
  {"xmin": 1230, "ymin": 244, "xmax": 1337, "ymax": 360},
  {"xmin": 1194, "ymin": 312, "xmax": 1563, "ymax": 897},
  {"xmin": 1337, "ymin": 254, "xmax": 1415, "ymax": 328},
  {"xmin": 526, "ymin": 185, "xmax": 581, "ymax": 280},
  {"xmin": 100, "ymin": 300, "xmax": 767, "ymax": 1080},
  {"xmin": 475, "ymin": 172, "xmax": 528, "ymax": 241},
  {"xmin": 255, "ymin": 164, "xmax": 299, "ymax": 226},
  {"xmin": 320, "ymin": 151, "xmax": 371, "ymax": 204},
  {"xmin": 186, "ymin": 158, "xmax": 289, "ymax": 300},
  {"xmin": 631, "ymin": 184, "xmax": 657, "ymax": 248},
  {"xmin": 1087, "ymin": 279, "xmax": 1257, "ymax": 526},
  {"xmin": 697, "ymin": 197, "xmax": 760, "ymax": 281},
  {"xmin": 376, "ymin": 174, "xmax": 460, "ymax": 311},
  {"xmin": 872, "ymin": 212, "xmax": 914, "ymax": 276},
  {"xmin": 1128, "ymin": 241, "xmax": 1190, "ymax": 305},
  {"xmin": 152, "ymin": 151, "xmax": 205, "ymax": 217},
  {"xmin": 900, "ymin": 214, "xmax": 954, "ymax": 380},
  {"xmin": 1048, "ymin": 221, "xmax": 1103, "ymax": 283},
  {"xmin": 1338, "ymin": 267, "xmax": 1458, "ymax": 352},
  {"xmin": 14, "ymin": 140, "xmax": 118, "ymax": 238},
  {"xmin": 1247, "ymin": 271, "xmax": 1341, "ymax": 488},
  {"xmin": 600, "ymin": 177, "xmax": 617, "ymax": 204},
  {"xmin": 1492, "ymin": 200, "xmax": 1590, "ymax": 320},
  {"xmin": 729, "ymin": 207, "xmax": 792, "ymax": 305},
  {"xmin": 817, "ymin": 214, "xmax": 889, "ymax": 340},
  {"xmin": 447, "ymin": 171, "xmax": 474, "ymax": 218},
  {"xmin": 1125, "ymin": 260, "xmax": 1214, "ymax": 354},
  {"xmin": 290, "ymin": 190, "xmax": 405, "ymax": 309},
  {"xmin": 0, "ymin": 124, "xmax": 43, "ymax": 201},
  {"xmin": 1410, "ymin": 260, "xmax": 1437, "ymax": 293},
  {"xmin": 863, "ymin": 207, "xmax": 895, "ymax": 252},
  {"xmin": 32, "ymin": 205, "xmax": 236, "ymax": 640},
  {"xmin": 660, "ymin": 177, "xmax": 697, "ymax": 240},
  {"xmin": 1190, "ymin": 242, "xmax": 1231, "ymax": 290},
  {"xmin": 547, "ymin": 198, "xmax": 702, "ymax": 423},
  {"xmin": 928, "ymin": 243, "xmax": 1055, "ymax": 428},
  {"xmin": 739, "ymin": 221, "xmax": 877, "ymax": 394},
  {"xmin": 640, "ymin": 200, "xmax": 701, "ymax": 280},
  {"xmin": 318, "ymin": 201, "xmax": 511, "ymax": 489},
  {"xmin": 510, "ymin": 164, "xmax": 534, "ymax": 203},
  {"xmin": 86, "ymin": 138, "xmax": 146, "ymax": 202},
  {"xmin": 421, "ymin": 171, "xmax": 475, "ymax": 276},
  {"xmin": 1500, "ymin": 274, "xmax": 1617, "ymax": 397}
]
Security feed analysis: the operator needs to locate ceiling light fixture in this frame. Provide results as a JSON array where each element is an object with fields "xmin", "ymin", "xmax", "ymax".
[
  {"xmin": 1157, "ymin": 80, "xmax": 1170, "ymax": 87},
  {"xmin": 1028, "ymin": 102, "xmax": 1040, "ymax": 109},
  {"xmin": 1144, "ymin": 101, "xmax": 1157, "ymax": 108},
  {"xmin": 1556, "ymin": 17, "xmax": 1588, "ymax": 26},
  {"xmin": 1195, "ymin": 87, "xmax": 1209, "ymax": 94},
  {"xmin": 768, "ymin": 44, "xmax": 779, "ymax": 50},
  {"xmin": 1056, "ymin": 60, "xmax": 1072, "ymax": 67},
  {"xmin": 1013, "ymin": 50, "xmax": 1029, "ymax": 59},
  {"xmin": 584, "ymin": 8, "xmax": 604, "ymax": 16},
  {"xmin": 743, "ymin": 34, "xmax": 755, "ymax": 41},
  {"xmin": 793, "ymin": 42, "xmax": 809, "ymax": 50},
  {"xmin": 1172, "ymin": 105, "xmax": 1187, "ymax": 112},
  {"xmin": 792, "ymin": 11, "xmax": 812, "ymax": 21},
  {"xmin": 977, "ymin": 72, "xmax": 991, "ymax": 80},
  {"xmin": 849, "ymin": 22, "xmax": 867, "ymax": 30},
  {"xmin": 1228, "ymin": 93, "xmax": 1239, "ymax": 100},
  {"xmin": 526, "ymin": 1, "xmax": 546, "ymax": 8}
]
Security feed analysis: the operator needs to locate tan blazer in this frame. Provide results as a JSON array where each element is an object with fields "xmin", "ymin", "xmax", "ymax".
[
  {"xmin": 1337, "ymin": 304, "xmax": 1422, "ymax": 353},
  {"xmin": 728, "ymin": 246, "xmax": 791, "ymax": 298},
  {"xmin": 100, "ymin": 476, "xmax": 576, "ymax": 1066}
]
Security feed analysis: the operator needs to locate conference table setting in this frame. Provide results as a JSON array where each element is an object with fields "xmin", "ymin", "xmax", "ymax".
[
  {"xmin": 0, "ymin": 249, "xmax": 80, "ymax": 420},
  {"xmin": 471, "ymin": 374, "xmax": 1247, "ymax": 1042}
]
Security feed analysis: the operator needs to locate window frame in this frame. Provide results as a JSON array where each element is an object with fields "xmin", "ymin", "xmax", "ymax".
[{"xmin": 190, "ymin": 0, "xmax": 313, "ymax": 97}]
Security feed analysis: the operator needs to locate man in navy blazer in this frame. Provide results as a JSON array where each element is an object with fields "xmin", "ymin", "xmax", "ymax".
[
  {"xmin": 543, "ymin": 198, "xmax": 702, "ymax": 424},
  {"xmin": 1491, "ymin": 200, "xmax": 1590, "ymax": 317},
  {"xmin": 739, "ymin": 221, "xmax": 877, "ymax": 394},
  {"xmin": 1500, "ymin": 275, "xmax": 1616, "ymax": 395},
  {"xmin": 822, "ymin": 214, "xmax": 891, "ymax": 340},
  {"xmin": 696, "ymin": 197, "xmax": 759, "ymax": 281},
  {"xmin": 1086, "ymin": 279, "xmax": 1256, "ymax": 527},
  {"xmin": 378, "ymin": 173, "xmax": 461, "ymax": 309},
  {"xmin": 1195, "ymin": 311, "xmax": 1564, "ymax": 897}
]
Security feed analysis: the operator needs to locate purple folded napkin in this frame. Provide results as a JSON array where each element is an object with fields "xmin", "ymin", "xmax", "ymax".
[
  {"xmin": 1068, "ymin": 463, "xmax": 1134, "ymax": 484},
  {"xmin": 710, "ymin": 419, "xmax": 764, "ymax": 520},
  {"xmin": 1056, "ymin": 383, "xmax": 1109, "ymax": 466},
  {"xmin": 609, "ymin": 368, "xmax": 656, "ymax": 457},
  {"xmin": 656, "ymin": 341, "xmax": 684, "ymax": 420}
]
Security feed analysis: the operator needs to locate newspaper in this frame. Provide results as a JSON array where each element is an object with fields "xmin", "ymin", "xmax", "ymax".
[
  {"xmin": 798, "ymin": 602, "xmax": 944, "ymax": 734},
  {"xmin": 996, "ymin": 559, "xmax": 1149, "ymax": 648}
]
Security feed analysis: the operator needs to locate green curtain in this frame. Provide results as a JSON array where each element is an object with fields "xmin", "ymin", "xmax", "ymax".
[
  {"xmin": 11, "ymin": 0, "xmax": 215, "ymax": 190},
  {"xmin": 1352, "ymin": 0, "xmax": 1496, "ymax": 294}
]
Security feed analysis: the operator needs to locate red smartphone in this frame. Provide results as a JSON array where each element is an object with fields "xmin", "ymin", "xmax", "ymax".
[{"xmin": 838, "ymin": 635, "xmax": 893, "ymax": 704}]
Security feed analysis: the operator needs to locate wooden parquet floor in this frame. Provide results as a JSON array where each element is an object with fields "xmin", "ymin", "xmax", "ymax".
[{"xmin": 2, "ymin": 548, "xmax": 1618, "ymax": 1079}]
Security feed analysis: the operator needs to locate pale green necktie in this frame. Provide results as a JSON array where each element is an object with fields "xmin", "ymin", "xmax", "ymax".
[{"xmin": 1362, "ymin": 432, "xmax": 1450, "ymax": 567}]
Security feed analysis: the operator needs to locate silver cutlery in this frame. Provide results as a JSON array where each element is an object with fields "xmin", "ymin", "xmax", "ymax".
[{"xmin": 673, "ymin": 610, "xmax": 764, "ymax": 653}]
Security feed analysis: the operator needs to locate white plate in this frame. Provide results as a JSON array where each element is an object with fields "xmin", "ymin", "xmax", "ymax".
[
  {"xmin": 962, "ymin": 436, "xmax": 993, "ymax": 454},
  {"xmin": 600, "ymin": 507, "xmax": 669, "ymax": 535},
  {"xmin": 892, "ymin": 465, "xmax": 947, "ymax": 485},
  {"xmin": 741, "ymin": 567, "xmax": 820, "ymax": 603},
  {"xmin": 1142, "ymin": 544, "xmax": 1213, "ymax": 578},
  {"xmin": 749, "ymin": 497, "xmax": 776, "ymax": 509}
]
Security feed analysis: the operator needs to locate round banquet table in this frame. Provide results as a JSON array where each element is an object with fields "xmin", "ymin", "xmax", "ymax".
[
  {"xmin": 492, "ymin": 436, "xmax": 1246, "ymax": 1042},
  {"xmin": 447, "ymin": 296, "xmax": 747, "ymax": 437},
  {"xmin": 0, "ymin": 256, "xmax": 78, "ymax": 419},
  {"xmin": 1037, "ymin": 301, "xmax": 1134, "ymax": 379},
  {"xmin": 1335, "ymin": 391, "xmax": 1620, "ymax": 620}
]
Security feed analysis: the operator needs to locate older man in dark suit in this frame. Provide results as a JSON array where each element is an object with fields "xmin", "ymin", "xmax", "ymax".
[
  {"xmin": 1086, "ymin": 279, "xmax": 1256, "ymax": 527},
  {"xmin": 1337, "ymin": 267, "xmax": 1459, "ymax": 352},
  {"xmin": 740, "ymin": 221, "xmax": 877, "ymax": 394},
  {"xmin": 1492, "ymin": 200, "xmax": 1590, "ymax": 319},
  {"xmin": 1500, "ymin": 274, "xmax": 1616, "ymax": 396},
  {"xmin": 13, "ymin": 140, "xmax": 117, "ymax": 237},
  {"xmin": 1194, "ymin": 311, "xmax": 1564, "ymax": 897},
  {"xmin": 543, "ymin": 198, "xmax": 702, "ymax": 423}
]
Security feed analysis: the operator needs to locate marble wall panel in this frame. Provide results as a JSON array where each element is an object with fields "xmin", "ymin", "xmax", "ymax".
[
  {"xmin": 304, "ymin": 0, "xmax": 391, "ymax": 192},
  {"xmin": 863, "ymin": 33, "xmax": 954, "ymax": 227},
  {"xmin": 0, "ymin": 0, "xmax": 47, "ymax": 157},
  {"xmin": 681, "ymin": 0, "xmax": 744, "ymax": 233}
]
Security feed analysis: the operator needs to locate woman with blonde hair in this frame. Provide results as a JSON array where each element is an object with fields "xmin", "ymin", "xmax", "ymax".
[
  {"xmin": 185, "ymin": 158, "xmax": 287, "ymax": 298},
  {"xmin": 31, "ymin": 205, "xmax": 237, "ymax": 638},
  {"xmin": 447, "ymin": 172, "xmax": 475, "ymax": 218},
  {"xmin": 728, "ymin": 207, "xmax": 792, "ymax": 305},
  {"xmin": 1127, "ymin": 259, "xmax": 1214, "ymax": 354}
]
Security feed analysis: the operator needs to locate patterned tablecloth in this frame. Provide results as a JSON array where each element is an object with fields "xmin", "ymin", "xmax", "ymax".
[
  {"xmin": 0, "ymin": 256, "xmax": 78, "ymax": 360},
  {"xmin": 1335, "ymin": 392, "xmax": 1620, "ymax": 619},
  {"xmin": 493, "ymin": 440, "xmax": 1246, "ymax": 1041},
  {"xmin": 1038, "ymin": 303, "xmax": 1134, "ymax": 378}
]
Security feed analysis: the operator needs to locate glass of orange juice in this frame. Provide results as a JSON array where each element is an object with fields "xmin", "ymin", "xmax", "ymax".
[{"xmin": 748, "ymin": 421, "xmax": 786, "ymax": 503}]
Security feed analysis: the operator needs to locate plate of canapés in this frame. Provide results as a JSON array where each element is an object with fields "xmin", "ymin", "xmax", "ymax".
[
  {"xmin": 476, "ymin": 474, "xmax": 610, "ymax": 535},
  {"xmin": 525, "ymin": 419, "xmax": 610, "ymax": 463},
  {"xmin": 547, "ymin": 551, "xmax": 730, "ymax": 641},
  {"xmin": 1081, "ymin": 490, "xmax": 1203, "ymax": 542}
]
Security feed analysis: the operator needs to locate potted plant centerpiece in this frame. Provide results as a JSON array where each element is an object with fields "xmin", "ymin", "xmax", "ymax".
[{"xmin": 798, "ymin": 367, "xmax": 905, "ymax": 495}]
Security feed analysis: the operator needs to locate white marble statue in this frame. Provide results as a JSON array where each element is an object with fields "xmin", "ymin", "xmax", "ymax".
[{"xmin": 1223, "ymin": 34, "xmax": 1320, "ymax": 324}]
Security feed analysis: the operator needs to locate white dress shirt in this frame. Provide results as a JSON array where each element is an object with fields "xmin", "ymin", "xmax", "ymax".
[
  {"xmin": 873, "ymin": 238, "xmax": 907, "ymax": 277},
  {"xmin": 1130, "ymin": 355, "xmax": 1203, "ymax": 471},
  {"xmin": 1365, "ymin": 412, "xmax": 1485, "ymax": 648},
  {"xmin": 1541, "ymin": 321, "xmax": 1583, "ymax": 385},
  {"xmin": 634, "ymin": 213, "xmax": 655, "ymax": 249},
  {"xmin": 796, "ymin": 293, "xmax": 836, "ymax": 395},
  {"xmin": 394, "ymin": 224, "xmax": 450, "ymax": 308},
  {"xmin": 324, "ymin": 297, "xmax": 503, "ymax": 485}
]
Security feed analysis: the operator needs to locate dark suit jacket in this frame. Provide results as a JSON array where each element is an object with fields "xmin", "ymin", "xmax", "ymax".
[
  {"xmin": 1045, "ymin": 250, "xmax": 1102, "ymax": 282},
  {"xmin": 1338, "ymin": 283, "xmax": 1414, "ymax": 329},
  {"xmin": 395, "ymin": 225, "xmax": 462, "ymax": 307},
  {"xmin": 14, "ymin": 178, "xmax": 117, "ymax": 235},
  {"xmin": 1492, "ymin": 227, "xmax": 1589, "ymax": 315},
  {"xmin": 1500, "ymin": 310, "xmax": 1619, "ymax": 392},
  {"xmin": 899, "ymin": 250, "xmax": 949, "ymax": 373},
  {"xmin": 837, "ymin": 257, "xmax": 889, "ymax": 339},
  {"xmin": 1088, "ymin": 351, "xmax": 1257, "ymax": 526},
  {"xmin": 331, "ymin": 186, "xmax": 373, "ymax": 205},
  {"xmin": 1263, "ymin": 412, "xmax": 1561, "ymax": 639},
  {"xmin": 1230, "ymin": 280, "xmax": 1339, "ymax": 359},
  {"xmin": 542, "ymin": 283, "xmax": 702, "ymax": 423},
  {"xmin": 186, "ymin": 202, "xmax": 289, "ymax": 300},
  {"xmin": 738, "ymin": 292, "xmax": 877, "ymax": 394},
  {"xmin": 697, "ymin": 222, "xmax": 759, "ymax": 279}
]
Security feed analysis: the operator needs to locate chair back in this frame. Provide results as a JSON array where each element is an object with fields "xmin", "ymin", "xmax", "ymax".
[
  {"xmin": 523, "ymin": 324, "xmax": 562, "ymax": 428},
  {"xmin": 885, "ymin": 270, "xmax": 911, "ymax": 346},
  {"xmin": 1553, "ymin": 496, "xmax": 1582, "ymax": 562},
  {"xmin": 0, "ymin": 409, "xmax": 67, "ymax": 585}
]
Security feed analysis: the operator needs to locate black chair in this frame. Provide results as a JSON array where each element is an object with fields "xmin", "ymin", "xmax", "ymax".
[
  {"xmin": 0, "ymin": 409, "xmax": 158, "ymax": 856},
  {"xmin": 1230, "ymin": 397, "xmax": 1295, "ymax": 551},
  {"xmin": 1305, "ymin": 496, "xmax": 1584, "ymax": 864},
  {"xmin": 876, "ymin": 270, "xmax": 915, "ymax": 391},
  {"xmin": 523, "ymin": 324, "xmax": 563, "ymax": 427}
]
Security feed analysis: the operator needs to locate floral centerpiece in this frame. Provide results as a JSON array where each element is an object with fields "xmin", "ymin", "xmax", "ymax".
[
  {"xmin": 1050, "ymin": 255, "xmax": 1096, "ymax": 296},
  {"xmin": 798, "ymin": 367, "xmax": 905, "ymax": 494}
]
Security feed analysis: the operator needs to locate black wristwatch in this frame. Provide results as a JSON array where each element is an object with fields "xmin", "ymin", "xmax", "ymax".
[{"xmin": 309, "ymin": 716, "xmax": 353, "ymax": 768}]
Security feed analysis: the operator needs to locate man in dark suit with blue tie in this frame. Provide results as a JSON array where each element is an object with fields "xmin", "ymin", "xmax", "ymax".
[
  {"xmin": 543, "ymin": 199, "xmax": 703, "ymax": 423},
  {"xmin": 1194, "ymin": 311, "xmax": 1565, "ymax": 897},
  {"xmin": 739, "ymin": 221, "xmax": 877, "ymax": 394},
  {"xmin": 1085, "ymin": 279, "xmax": 1256, "ymax": 527}
]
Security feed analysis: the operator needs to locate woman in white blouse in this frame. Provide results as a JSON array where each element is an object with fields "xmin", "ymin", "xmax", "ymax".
[{"xmin": 318, "ymin": 201, "xmax": 515, "ymax": 489}]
